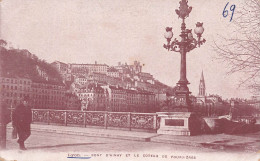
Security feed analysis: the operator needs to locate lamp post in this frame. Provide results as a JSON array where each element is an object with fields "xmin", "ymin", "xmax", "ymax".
[{"xmin": 163, "ymin": 0, "xmax": 206, "ymax": 111}]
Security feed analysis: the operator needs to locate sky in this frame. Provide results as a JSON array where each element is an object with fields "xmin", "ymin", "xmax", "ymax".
[{"xmin": 0, "ymin": 0, "xmax": 253, "ymax": 99}]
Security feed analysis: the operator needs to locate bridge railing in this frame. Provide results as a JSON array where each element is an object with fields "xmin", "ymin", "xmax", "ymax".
[{"xmin": 32, "ymin": 109, "xmax": 159, "ymax": 132}]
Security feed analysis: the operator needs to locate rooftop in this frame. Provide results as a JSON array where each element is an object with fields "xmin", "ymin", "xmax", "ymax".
[{"xmin": 70, "ymin": 63, "xmax": 108, "ymax": 66}]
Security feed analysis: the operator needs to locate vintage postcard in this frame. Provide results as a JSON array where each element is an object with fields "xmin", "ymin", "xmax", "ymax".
[{"xmin": 0, "ymin": 0, "xmax": 259, "ymax": 161}]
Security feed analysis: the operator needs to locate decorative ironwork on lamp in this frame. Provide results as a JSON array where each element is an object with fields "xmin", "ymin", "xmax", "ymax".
[{"xmin": 163, "ymin": 0, "xmax": 206, "ymax": 109}]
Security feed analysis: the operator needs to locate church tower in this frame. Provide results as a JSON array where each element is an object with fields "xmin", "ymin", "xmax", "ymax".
[{"xmin": 199, "ymin": 71, "xmax": 206, "ymax": 96}]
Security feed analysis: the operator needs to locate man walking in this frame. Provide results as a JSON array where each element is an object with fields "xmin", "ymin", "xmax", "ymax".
[{"xmin": 12, "ymin": 96, "xmax": 32, "ymax": 150}]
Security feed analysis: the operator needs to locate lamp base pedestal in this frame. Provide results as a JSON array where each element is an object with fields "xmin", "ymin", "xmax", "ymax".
[{"xmin": 156, "ymin": 112, "xmax": 193, "ymax": 136}]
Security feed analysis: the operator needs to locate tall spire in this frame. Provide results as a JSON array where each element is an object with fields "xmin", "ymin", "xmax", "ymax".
[
  {"xmin": 199, "ymin": 70, "xmax": 206, "ymax": 96},
  {"xmin": 200, "ymin": 70, "xmax": 204, "ymax": 82}
]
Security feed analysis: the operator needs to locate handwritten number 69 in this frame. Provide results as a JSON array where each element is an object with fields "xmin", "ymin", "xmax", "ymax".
[{"xmin": 223, "ymin": 2, "xmax": 236, "ymax": 22}]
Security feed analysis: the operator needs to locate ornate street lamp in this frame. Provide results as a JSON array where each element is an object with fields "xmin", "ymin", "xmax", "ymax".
[{"xmin": 163, "ymin": 0, "xmax": 206, "ymax": 111}]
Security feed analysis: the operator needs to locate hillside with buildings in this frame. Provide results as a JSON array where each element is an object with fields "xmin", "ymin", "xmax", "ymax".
[
  {"xmin": 51, "ymin": 60, "xmax": 174, "ymax": 112},
  {"xmin": 0, "ymin": 42, "xmax": 63, "ymax": 85},
  {"xmin": 0, "ymin": 40, "xmax": 69, "ymax": 110},
  {"xmin": 0, "ymin": 40, "xmax": 173, "ymax": 112}
]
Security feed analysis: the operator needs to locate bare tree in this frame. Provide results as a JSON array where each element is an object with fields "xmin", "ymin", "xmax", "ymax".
[{"xmin": 214, "ymin": 0, "xmax": 260, "ymax": 94}]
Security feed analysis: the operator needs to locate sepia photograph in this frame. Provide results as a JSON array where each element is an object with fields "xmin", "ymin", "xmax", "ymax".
[{"xmin": 0, "ymin": 0, "xmax": 259, "ymax": 160}]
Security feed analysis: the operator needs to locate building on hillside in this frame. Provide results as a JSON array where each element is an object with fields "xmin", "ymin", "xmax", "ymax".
[
  {"xmin": 75, "ymin": 75, "xmax": 88, "ymax": 85},
  {"xmin": 0, "ymin": 76, "xmax": 66, "ymax": 109},
  {"xmin": 69, "ymin": 61, "xmax": 108, "ymax": 74},
  {"xmin": 107, "ymin": 67, "xmax": 120, "ymax": 78},
  {"xmin": 31, "ymin": 82, "xmax": 66, "ymax": 109},
  {"xmin": 70, "ymin": 82, "xmax": 82, "ymax": 94},
  {"xmin": 92, "ymin": 72, "xmax": 108, "ymax": 83},
  {"xmin": 125, "ymin": 89, "xmax": 156, "ymax": 112},
  {"xmin": 126, "ymin": 89, "xmax": 139, "ymax": 112},
  {"xmin": 51, "ymin": 61, "xmax": 68, "ymax": 74},
  {"xmin": 107, "ymin": 77, "xmax": 122, "ymax": 86},
  {"xmin": 130, "ymin": 61, "xmax": 142, "ymax": 74},
  {"xmin": 124, "ymin": 78, "xmax": 135, "ymax": 89},
  {"xmin": 114, "ymin": 63, "xmax": 132, "ymax": 78},
  {"xmin": 77, "ymin": 83, "xmax": 108, "ymax": 111},
  {"xmin": 101, "ymin": 85, "xmax": 127, "ymax": 112},
  {"xmin": 64, "ymin": 73, "xmax": 73, "ymax": 82},
  {"xmin": 0, "ymin": 77, "xmax": 32, "ymax": 108},
  {"xmin": 114, "ymin": 61, "xmax": 142, "ymax": 77},
  {"xmin": 51, "ymin": 61, "xmax": 74, "ymax": 82},
  {"xmin": 113, "ymin": 62, "xmax": 124, "ymax": 73},
  {"xmin": 71, "ymin": 67, "xmax": 89, "ymax": 75},
  {"xmin": 138, "ymin": 72, "xmax": 154, "ymax": 84}
]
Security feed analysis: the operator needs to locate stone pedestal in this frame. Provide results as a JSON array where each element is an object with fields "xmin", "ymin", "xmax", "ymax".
[{"xmin": 157, "ymin": 112, "xmax": 192, "ymax": 136}]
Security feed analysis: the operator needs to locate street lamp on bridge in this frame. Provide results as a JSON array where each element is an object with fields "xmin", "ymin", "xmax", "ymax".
[{"xmin": 163, "ymin": 0, "xmax": 206, "ymax": 111}]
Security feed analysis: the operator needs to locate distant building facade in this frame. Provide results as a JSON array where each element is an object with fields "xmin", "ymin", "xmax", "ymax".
[
  {"xmin": 107, "ymin": 67, "xmax": 120, "ymax": 78},
  {"xmin": 69, "ymin": 61, "xmax": 108, "ymax": 74},
  {"xmin": 101, "ymin": 85, "xmax": 127, "ymax": 112},
  {"xmin": 0, "ymin": 76, "xmax": 66, "ymax": 109},
  {"xmin": 51, "ymin": 61, "xmax": 69, "ymax": 74},
  {"xmin": 0, "ymin": 77, "xmax": 32, "ymax": 108},
  {"xmin": 31, "ymin": 82, "xmax": 66, "ymax": 109},
  {"xmin": 76, "ymin": 83, "xmax": 108, "ymax": 111}
]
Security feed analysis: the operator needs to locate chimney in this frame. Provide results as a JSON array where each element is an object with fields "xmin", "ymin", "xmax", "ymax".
[
  {"xmin": 95, "ymin": 61, "xmax": 97, "ymax": 64},
  {"xmin": 118, "ymin": 62, "xmax": 121, "ymax": 66}
]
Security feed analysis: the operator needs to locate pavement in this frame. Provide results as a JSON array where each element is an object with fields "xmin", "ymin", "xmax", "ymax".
[{"xmin": 5, "ymin": 123, "xmax": 260, "ymax": 153}]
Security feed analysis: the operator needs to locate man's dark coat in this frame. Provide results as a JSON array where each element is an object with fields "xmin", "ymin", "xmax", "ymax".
[{"xmin": 12, "ymin": 104, "xmax": 32, "ymax": 137}]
